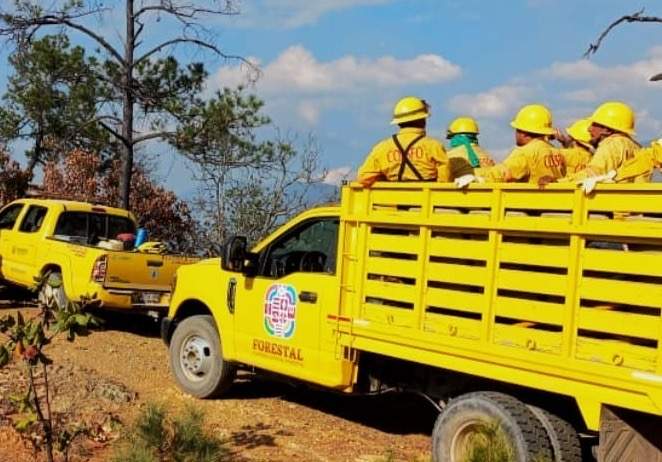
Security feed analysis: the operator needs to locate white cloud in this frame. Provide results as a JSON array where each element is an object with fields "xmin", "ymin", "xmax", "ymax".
[
  {"xmin": 211, "ymin": 46, "xmax": 461, "ymax": 126},
  {"xmin": 637, "ymin": 110, "xmax": 662, "ymax": 140},
  {"xmin": 548, "ymin": 48, "xmax": 662, "ymax": 88},
  {"xmin": 214, "ymin": 46, "xmax": 461, "ymax": 95},
  {"xmin": 562, "ymin": 89, "xmax": 597, "ymax": 103},
  {"xmin": 323, "ymin": 166, "xmax": 353, "ymax": 185},
  {"xmin": 297, "ymin": 101, "xmax": 321, "ymax": 125},
  {"xmin": 232, "ymin": 0, "xmax": 393, "ymax": 29},
  {"xmin": 447, "ymin": 85, "xmax": 531, "ymax": 118}
]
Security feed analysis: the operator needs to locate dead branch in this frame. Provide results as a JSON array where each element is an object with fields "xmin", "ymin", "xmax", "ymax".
[
  {"xmin": 0, "ymin": 13, "xmax": 125, "ymax": 64},
  {"xmin": 135, "ymin": 37, "xmax": 239, "ymax": 65},
  {"xmin": 585, "ymin": 8, "xmax": 662, "ymax": 58}
]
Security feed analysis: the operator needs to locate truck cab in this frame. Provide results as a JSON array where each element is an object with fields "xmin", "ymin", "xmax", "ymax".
[{"xmin": 164, "ymin": 206, "xmax": 356, "ymax": 392}]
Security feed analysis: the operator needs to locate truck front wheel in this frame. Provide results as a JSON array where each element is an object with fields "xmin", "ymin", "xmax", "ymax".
[
  {"xmin": 169, "ymin": 315, "xmax": 236, "ymax": 398},
  {"xmin": 431, "ymin": 391, "xmax": 552, "ymax": 462}
]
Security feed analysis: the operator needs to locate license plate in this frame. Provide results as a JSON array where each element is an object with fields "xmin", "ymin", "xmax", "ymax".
[{"xmin": 133, "ymin": 291, "xmax": 162, "ymax": 305}]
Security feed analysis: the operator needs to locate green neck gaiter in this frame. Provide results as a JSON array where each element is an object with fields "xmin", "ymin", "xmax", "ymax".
[{"xmin": 450, "ymin": 134, "xmax": 480, "ymax": 168}]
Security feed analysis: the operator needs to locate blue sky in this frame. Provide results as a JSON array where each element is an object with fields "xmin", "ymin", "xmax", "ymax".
[{"xmin": 1, "ymin": 0, "xmax": 662, "ymax": 192}]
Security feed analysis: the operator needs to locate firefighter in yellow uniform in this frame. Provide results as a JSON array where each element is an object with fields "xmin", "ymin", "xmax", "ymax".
[
  {"xmin": 445, "ymin": 117, "xmax": 495, "ymax": 179},
  {"xmin": 558, "ymin": 118, "xmax": 593, "ymax": 174},
  {"xmin": 563, "ymin": 101, "xmax": 645, "ymax": 183},
  {"xmin": 611, "ymin": 139, "xmax": 662, "ymax": 182},
  {"xmin": 357, "ymin": 97, "xmax": 450, "ymax": 187},
  {"xmin": 479, "ymin": 104, "xmax": 566, "ymax": 183}
]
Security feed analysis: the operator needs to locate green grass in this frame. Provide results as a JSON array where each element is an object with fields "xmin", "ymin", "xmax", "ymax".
[{"xmin": 461, "ymin": 422, "xmax": 514, "ymax": 462}]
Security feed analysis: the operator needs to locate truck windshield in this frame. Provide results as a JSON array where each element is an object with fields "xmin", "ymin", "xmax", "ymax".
[
  {"xmin": 263, "ymin": 218, "xmax": 339, "ymax": 278},
  {"xmin": 54, "ymin": 212, "xmax": 136, "ymax": 242},
  {"xmin": 0, "ymin": 203, "xmax": 24, "ymax": 230}
]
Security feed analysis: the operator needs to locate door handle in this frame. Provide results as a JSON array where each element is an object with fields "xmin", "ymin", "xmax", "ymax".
[
  {"xmin": 299, "ymin": 291, "xmax": 317, "ymax": 303},
  {"xmin": 227, "ymin": 277, "xmax": 237, "ymax": 314}
]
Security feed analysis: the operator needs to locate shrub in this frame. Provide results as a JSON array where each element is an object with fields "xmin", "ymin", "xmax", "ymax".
[{"xmin": 113, "ymin": 404, "xmax": 228, "ymax": 462}]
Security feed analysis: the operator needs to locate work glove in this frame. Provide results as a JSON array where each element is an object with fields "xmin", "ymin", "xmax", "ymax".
[
  {"xmin": 454, "ymin": 174, "xmax": 481, "ymax": 188},
  {"xmin": 579, "ymin": 170, "xmax": 616, "ymax": 194}
]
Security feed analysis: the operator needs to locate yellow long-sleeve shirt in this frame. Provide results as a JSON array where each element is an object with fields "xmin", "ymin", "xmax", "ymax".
[
  {"xmin": 613, "ymin": 141, "xmax": 662, "ymax": 182},
  {"xmin": 357, "ymin": 127, "xmax": 450, "ymax": 187},
  {"xmin": 479, "ymin": 138, "xmax": 566, "ymax": 183},
  {"xmin": 560, "ymin": 145, "xmax": 592, "ymax": 174},
  {"xmin": 446, "ymin": 144, "xmax": 496, "ymax": 179},
  {"xmin": 563, "ymin": 134, "xmax": 643, "ymax": 183}
]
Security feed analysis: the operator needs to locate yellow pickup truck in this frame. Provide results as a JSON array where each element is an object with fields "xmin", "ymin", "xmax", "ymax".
[
  {"xmin": 162, "ymin": 183, "xmax": 662, "ymax": 462},
  {"xmin": 0, "ymin": 198, "xmax": 196, "ymax": 314}
]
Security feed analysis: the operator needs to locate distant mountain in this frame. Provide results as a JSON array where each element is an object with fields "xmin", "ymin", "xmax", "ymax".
[{"xmin": 288, "ymin": 181, "xmax": 340, "ymax": 207}]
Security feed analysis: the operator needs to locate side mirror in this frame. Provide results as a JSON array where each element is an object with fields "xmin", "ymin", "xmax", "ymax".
[{"xmin": 221, "ymin": 236, "xmax": 247, "ymax": 272}]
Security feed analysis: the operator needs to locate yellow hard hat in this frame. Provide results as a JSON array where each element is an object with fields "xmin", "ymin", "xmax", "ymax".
[
  {"xmin": 590, "ymin": 101, "xmax": 635, "ymax": 136},
  {"xmin": 566, "ymin": 118, "xmax": 592, "ymax": 146},
  {"xmin": 510, "ymin": 104, "xmax": 555, "ymax": 135},
  {"xmin": 138, "ymin": 241, "xmax": 167, "ymax": 254},
  {"xmin": 391, "ymin": 96, "xmax": 430, "ymax": 125},
  {"xmin": 447, "ymin": 117, "xmax": 479, "ymax": 136}
]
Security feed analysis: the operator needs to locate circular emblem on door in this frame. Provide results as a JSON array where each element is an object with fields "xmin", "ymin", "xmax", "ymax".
[{"xmin": 263, "ymin": 284, "xmax": 297, "ymax": 339}]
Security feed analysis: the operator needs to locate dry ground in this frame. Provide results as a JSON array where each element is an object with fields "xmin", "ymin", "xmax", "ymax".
[{"xmin": 0, "ymin": 305, "xmax": 434, "ymax": 461}]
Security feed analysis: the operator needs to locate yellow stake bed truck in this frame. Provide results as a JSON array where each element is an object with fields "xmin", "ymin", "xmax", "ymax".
[
  {"xmin": 0, "ymin": 198, "xmax": 196, "ymax": 313},
  {"xmin": 162, "ymin": 183, "xmax": 662, "ymax": 461}
]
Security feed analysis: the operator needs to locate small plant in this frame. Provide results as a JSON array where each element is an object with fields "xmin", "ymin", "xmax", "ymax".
[
  {"xmin": 113, "ymin": 403, "xmax": 229, "ymax": 462},
  {"xmin": 462, "ymin": 422, "xmax": 514, "ymax": 462},
  {"xmin": 0, "ymin": 277, "xmax": 101, "ymax": 462}
]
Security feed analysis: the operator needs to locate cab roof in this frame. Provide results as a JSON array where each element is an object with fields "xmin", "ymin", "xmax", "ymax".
[{"xmin": 12, "ymin": 198, "xmax": 134, "ymax": 219}]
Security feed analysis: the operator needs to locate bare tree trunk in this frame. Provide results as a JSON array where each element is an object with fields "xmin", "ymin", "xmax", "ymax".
[
  {"xmin": 27, "ymin": 126, "xmax": 43, "ymax": 175},
  {"xmin": 120, "ymin": 0, "xmax": 135, "ymax": 210}
]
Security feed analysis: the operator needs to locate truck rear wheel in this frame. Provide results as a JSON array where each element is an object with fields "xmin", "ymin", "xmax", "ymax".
[
  {"xmin": 169, "ymin": 315, "xmax": 235, "ymax": 398},
  {"xmin": 38, "ymin": 271, "xmax": 69, "ymax": 310},
  {"xmin": 431, "ymin": 391, "xmax": 552, "ymax": 462},
  {"xmin": 528, "ymin": 405, "xmax": 582, "ymax": 462}
]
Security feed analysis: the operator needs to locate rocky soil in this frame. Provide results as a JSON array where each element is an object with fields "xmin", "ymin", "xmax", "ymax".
[{"xmin": 0, "ymin": 305, "xmax": 435, "ymax": 461}]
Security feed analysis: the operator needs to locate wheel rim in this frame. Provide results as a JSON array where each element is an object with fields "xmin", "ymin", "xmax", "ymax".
[
  {"xmin": 179, "ymin": 334, "xmax": 214, "ymax": 382},
  {"xmin": 450, "ymin": 419, "xmax": 504, "ymax": 462}
]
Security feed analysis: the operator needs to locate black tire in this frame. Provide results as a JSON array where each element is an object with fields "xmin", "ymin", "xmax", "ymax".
[
  {"xmin": 38, "ymin": 271, "xmax": 69, "ymax": 310},
  {"xmin": 432, "ymin": 391, "xmax": 553, "ymax": 462},
  {"xmin": 169, "ymin": 315, "xmax": 235, "ymax": 398},
  {"xmin": 528, "ymin": 405, "xmax": 582, "ymax": 462}
]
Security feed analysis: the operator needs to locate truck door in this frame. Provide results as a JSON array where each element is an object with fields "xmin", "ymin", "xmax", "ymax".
[
  {"xmin": 11, "ymin": 205, "xmax": 49, "ymax": 286},
  {"xmin": 0, "ymin": 203, "xmax": 26, "ymax": 283},
  {"xmin": 232, "ymin": 218, "xmax": 340, "ymax": 384}
]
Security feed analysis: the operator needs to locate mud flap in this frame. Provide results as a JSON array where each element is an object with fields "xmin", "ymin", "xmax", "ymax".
[{"xmin": 599, "ymin": 405, "xmax": 662, "ymax": 462}]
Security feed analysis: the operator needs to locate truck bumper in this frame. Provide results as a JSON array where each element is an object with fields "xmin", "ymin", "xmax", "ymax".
[
  {"xmin": 161, "ymin": 317, "xmax": 173, "ymax": 345},
  {"xmin": 86, "ymin": 283, "xmax": 170, "ymax": 312}
]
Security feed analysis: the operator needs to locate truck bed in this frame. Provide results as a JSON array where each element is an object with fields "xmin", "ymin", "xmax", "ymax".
[{"xmin": 337, "ymin": 183, "xmax": 662, "ymax": 430}]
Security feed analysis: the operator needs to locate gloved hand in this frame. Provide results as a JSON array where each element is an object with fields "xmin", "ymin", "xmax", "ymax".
[
  {"xmin": 579, "ymin": 170, "xmax": 616, "ymax": 194},
  {"xmin": 454, "ymin": 174, "xmax": 478, "ymax": 188}
]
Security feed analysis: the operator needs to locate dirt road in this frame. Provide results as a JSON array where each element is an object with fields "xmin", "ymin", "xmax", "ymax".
[{"xmin": 0, "ymin": 306, "xmax": 434, "ymax": 461}]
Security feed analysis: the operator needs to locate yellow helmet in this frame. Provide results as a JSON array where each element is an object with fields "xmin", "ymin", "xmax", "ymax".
[
  {"xmin": 566, "ymin": 118, "xmax": 592, "ymax": 146},
  {"xmin": 447, "ymin": 117, "xmax": 479, "ymax": 136},
  {"xmin": 391, "ymin": 96, "xmax": 430, "ymax": 125},
  {"xmin": 137, "ymin": 241, "xmax": 167, "ymax": 254},
  {"xmin": 590, "ymin": 101, "xmax": 635, "ymax": 136},
  {"xmin": 510, "ymin": 104, "xmax": 555, "ymax": 135}
]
